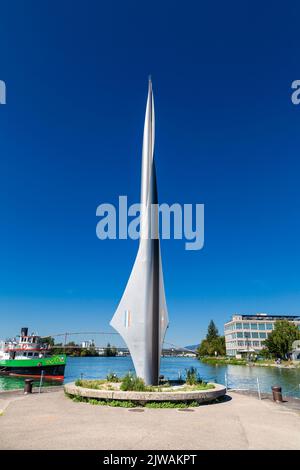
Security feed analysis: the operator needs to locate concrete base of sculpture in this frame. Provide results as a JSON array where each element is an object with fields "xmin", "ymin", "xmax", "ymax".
[{"xmin": 64, "ymin": 382, "xmax": 226, "ymax": 405}]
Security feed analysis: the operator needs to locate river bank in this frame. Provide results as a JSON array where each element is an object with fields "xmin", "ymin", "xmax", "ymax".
[
  {"xmin": 200, "ymin": 356, "xmax": 300, "ymax": 369},
  {"xmin": 0, "ymin": 389, "xmax": 299, "ymax": 449},
  {"xmin": 1, "ymin": 356, "xmax": 300, "ymax": 398}
]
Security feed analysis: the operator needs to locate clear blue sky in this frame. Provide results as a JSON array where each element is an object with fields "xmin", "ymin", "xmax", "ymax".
[{"xmin": 0, "ymin": 1, "xmax": 300, "ymax": 346}]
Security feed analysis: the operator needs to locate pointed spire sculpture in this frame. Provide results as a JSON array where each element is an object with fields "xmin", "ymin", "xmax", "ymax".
[{"xmin": 110, "ymin": 78, "xmax": 169, "ymax": 385}]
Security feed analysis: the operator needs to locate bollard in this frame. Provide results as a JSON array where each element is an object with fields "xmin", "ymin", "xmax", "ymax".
[
  {"xmin": 257, "ymin": 377, "xmax": 261, "ymax": 400},
  {"xmin": 271, "ymin": 385, "xmax": 283, "ymax": 402},
  {"xmin": 159, "ymin": 375, "xmax": 165, "ymax": 385},
  {"xmin": 39, "ymin": 370, "xmax": 44, "ymax": 394},
  {"xmin": 24, "ymin": 378, "xmax": 34, "ymax": 395}
]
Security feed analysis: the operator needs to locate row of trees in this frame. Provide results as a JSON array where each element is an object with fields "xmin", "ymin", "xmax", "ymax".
[
  {"xmin": 197, "ymin": 319, "xmax": 300, "ymax": 359},
  {"xmin": 43, "ymin": 337, "xmax": 117, "ymax": 357}
]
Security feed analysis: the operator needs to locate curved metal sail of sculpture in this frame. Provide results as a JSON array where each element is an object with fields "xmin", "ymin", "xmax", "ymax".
[{"xmin": 110, "ymin": 78, "xmax": 169, "ymax": 385}]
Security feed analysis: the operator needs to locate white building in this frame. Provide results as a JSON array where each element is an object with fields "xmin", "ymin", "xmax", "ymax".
[
  {"xmin": 81, "ymin": 340, "xmax": 95, "ymax": 349},
  {"xmin": 225, "ymin": 313, "xmax": 300, "ymax": 357}
]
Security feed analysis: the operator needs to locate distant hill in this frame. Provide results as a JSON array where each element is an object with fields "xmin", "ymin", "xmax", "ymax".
[{"xmin": 184, "ymin": 344, "xmax": 199, "ymax": 351}]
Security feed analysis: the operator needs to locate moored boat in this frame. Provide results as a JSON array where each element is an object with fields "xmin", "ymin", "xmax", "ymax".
[{"xmin": 0, "ymin": 327, "xmax": 66, "ymax": 381}]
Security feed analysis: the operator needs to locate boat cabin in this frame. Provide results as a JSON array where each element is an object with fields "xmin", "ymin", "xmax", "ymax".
[{"xmin": 0, "ymin": 327, "xmax": 48, "ymax": 360}]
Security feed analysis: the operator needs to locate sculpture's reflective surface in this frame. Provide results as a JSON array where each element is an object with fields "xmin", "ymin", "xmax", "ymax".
[{"xmin": 110, "ymin": 79, "xmax": 169, "ymax": 385}]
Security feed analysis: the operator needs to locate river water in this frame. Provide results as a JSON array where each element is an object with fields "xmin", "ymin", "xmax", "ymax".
[{"xmin": 1, "ymin": 356, "xmax": 300, "ymax": 398}]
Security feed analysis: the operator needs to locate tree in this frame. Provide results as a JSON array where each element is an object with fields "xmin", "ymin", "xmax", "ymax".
[
  {"xmin": 197, "ymin": 339, "xmax": 210, "ymax": 356},
  {"xmin": 211, "ymin": 336, "xmax": 226, "ymax": 356},
  {"xmin": 197, "ymin": 321, "xmax": 225, "ymax": 357},
  {"xmin": 87, "ymin": 346, "xmax": 99, "ymax": 357},
  {"xmin": 104, "ymin": 343, "xmax": 117, "ymax": 357},
  {"xmin": 51, "ymin": 342, "xmax": 63, "ymax": 355},
  {"xmin": 206, "ymin": 320, "xmax": 219, "ymax": 342},
  {"xmin": 42, "ymin": 336, "xmax": 55, "ymax": 348},
  {"xmin": 264, "ymin": 320, "xmax": 300, "ymax": 359},
  {"xmin": 64, "ymin": 341, "xmax": 81, "ymax": 357},
  {"xmin": 197, "ymin": 336, "xmax": 226, "ymax": 356}
]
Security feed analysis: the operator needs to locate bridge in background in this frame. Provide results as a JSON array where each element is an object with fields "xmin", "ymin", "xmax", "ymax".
[{"xmin": 42, "ymin": 331, "xmax": 197, "ymax": 356}]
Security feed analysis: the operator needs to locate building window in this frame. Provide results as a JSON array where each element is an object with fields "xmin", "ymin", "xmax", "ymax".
[
  {"xmin": 252, "ymin": 341, "xmax": 260, "ymax": 347},
  {"xmin": 244, "ymin": 332, "xmax": 250, "ymax": 338},
  {"xmin": 227, "ymin": 350, "xmax": 236, "ymax": 356},
  {"xmin": 251, "ymin": 332, "xmax": 259, "ymax": 338},
  {"xmin": 28, "ymin": 352, "xmax": 33, "ymax": 357},
  {"xmin": 237, "ymin": 332, "xmax": 243, "ymax": 338},
  {"xmin": 236, "ymin": 323, "xmax": 242, "ymax": 330},
  {"xmin": 259, "ymin": 332, "xmax": 266, "ymax": 339},
  {"xmin": 250, "ymin": 323, "xmax": 258, "ymax": 330},
  {"xmin": 243, "ymin": 323, "xmax": 250, "ymax": 330},
  {"xmin": 237, "ymin": 341, "xmax": 244, "ymax": 347},
  {"xmin": 258, "ymin": 323, "xmax": 266, "ymax": 330}
]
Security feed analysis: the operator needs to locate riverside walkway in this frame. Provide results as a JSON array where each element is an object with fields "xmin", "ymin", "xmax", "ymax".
[{"xmin": 0, "ymin": 389, "xmax": 299, "ymax": 450}]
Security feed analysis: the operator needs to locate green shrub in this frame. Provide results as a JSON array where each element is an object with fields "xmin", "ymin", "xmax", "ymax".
[
  {"xmin": 106, "ymin": 372, "xmax": 121, "ymax": 382},
  {"xmin": 66, "ymin": 393, "xmax": 201, "ymax": 408},
  {"xmin": 71, "ymin": 394, "xmax": 85, "ymax": 402},
  {"xmin": 185, "ymin": 367, "xmax": 202, "ymax": 385},
  {"xmin": 120, "ymin": 373, "xmax": 147, "ymax": 391},
  {"xmin": 68, "ymin": 394, "xmax": 137, "ymax": 407}
]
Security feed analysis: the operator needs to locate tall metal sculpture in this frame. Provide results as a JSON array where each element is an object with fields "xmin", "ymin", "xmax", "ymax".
[{"xmin": 110, "ymin": 78, "xmax": 169, "ymax": 385}]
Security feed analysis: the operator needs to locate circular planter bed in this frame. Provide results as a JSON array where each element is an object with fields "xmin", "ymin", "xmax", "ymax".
[{"xmin": 64, "ymin": 382, "xmax": 226, "ymax": 405}]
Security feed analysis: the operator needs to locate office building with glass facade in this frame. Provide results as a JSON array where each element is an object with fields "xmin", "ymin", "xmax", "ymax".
[{"xmin": 224, "ymin": 313, "xmax": 300, "ymax": 357}]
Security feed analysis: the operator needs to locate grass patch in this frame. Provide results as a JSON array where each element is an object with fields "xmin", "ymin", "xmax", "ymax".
[
  {"xmin": 200, "ymin": 357, "xmax": 247, "ymax": 366},
  {"xmin": 65, "ymin": 392, "xmax": 202, "ymax": 408},
  {"xmin": 174, "ymin": 383, "xmax": 215, "ymax": 392},
  {"xmin": 75, "ymin": 379, "xmax": 106, "ymax": 389},
  {"xmin": 75, "ymin": 374, "xmax": 159, "ymax": 392},
  {"xmin": 73, "ymin": 372, "xmax": 215, "ymax": 392},
  {"xmin": 73, "ymin": 378, "xmax": 214, "ymax": 392}
]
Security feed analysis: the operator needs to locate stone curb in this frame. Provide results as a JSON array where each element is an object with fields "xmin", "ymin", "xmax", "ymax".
[{"xmin": 64, "ymin": 382, "xmax": 226, "ymax": 403}]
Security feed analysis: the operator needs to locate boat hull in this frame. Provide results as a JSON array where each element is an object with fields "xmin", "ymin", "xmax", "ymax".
[{"xmin": 0, "ymin": 355, "xmax": 66, "ymax": 381}]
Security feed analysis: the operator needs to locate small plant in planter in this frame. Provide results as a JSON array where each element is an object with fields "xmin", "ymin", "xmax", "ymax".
[
  {"xmin": 120, "ymin": 373, "xmax": 147, "ymax": 391},
  {"xmin": 106, "ymin": 372, "xmax": 121, "ymax": 382},
  {"xmin": 185, "ymin": 367, "xmax": 203, "ymax": 385}
]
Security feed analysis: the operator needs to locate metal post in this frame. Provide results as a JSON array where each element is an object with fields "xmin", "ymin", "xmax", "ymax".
[
  {"xmin": 257, "ymin": 377, "xmax": 261, "ymax": 400},
  {"xmin": 39, "ymin": 370, "xmax": 44, "ymax": 394}
]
